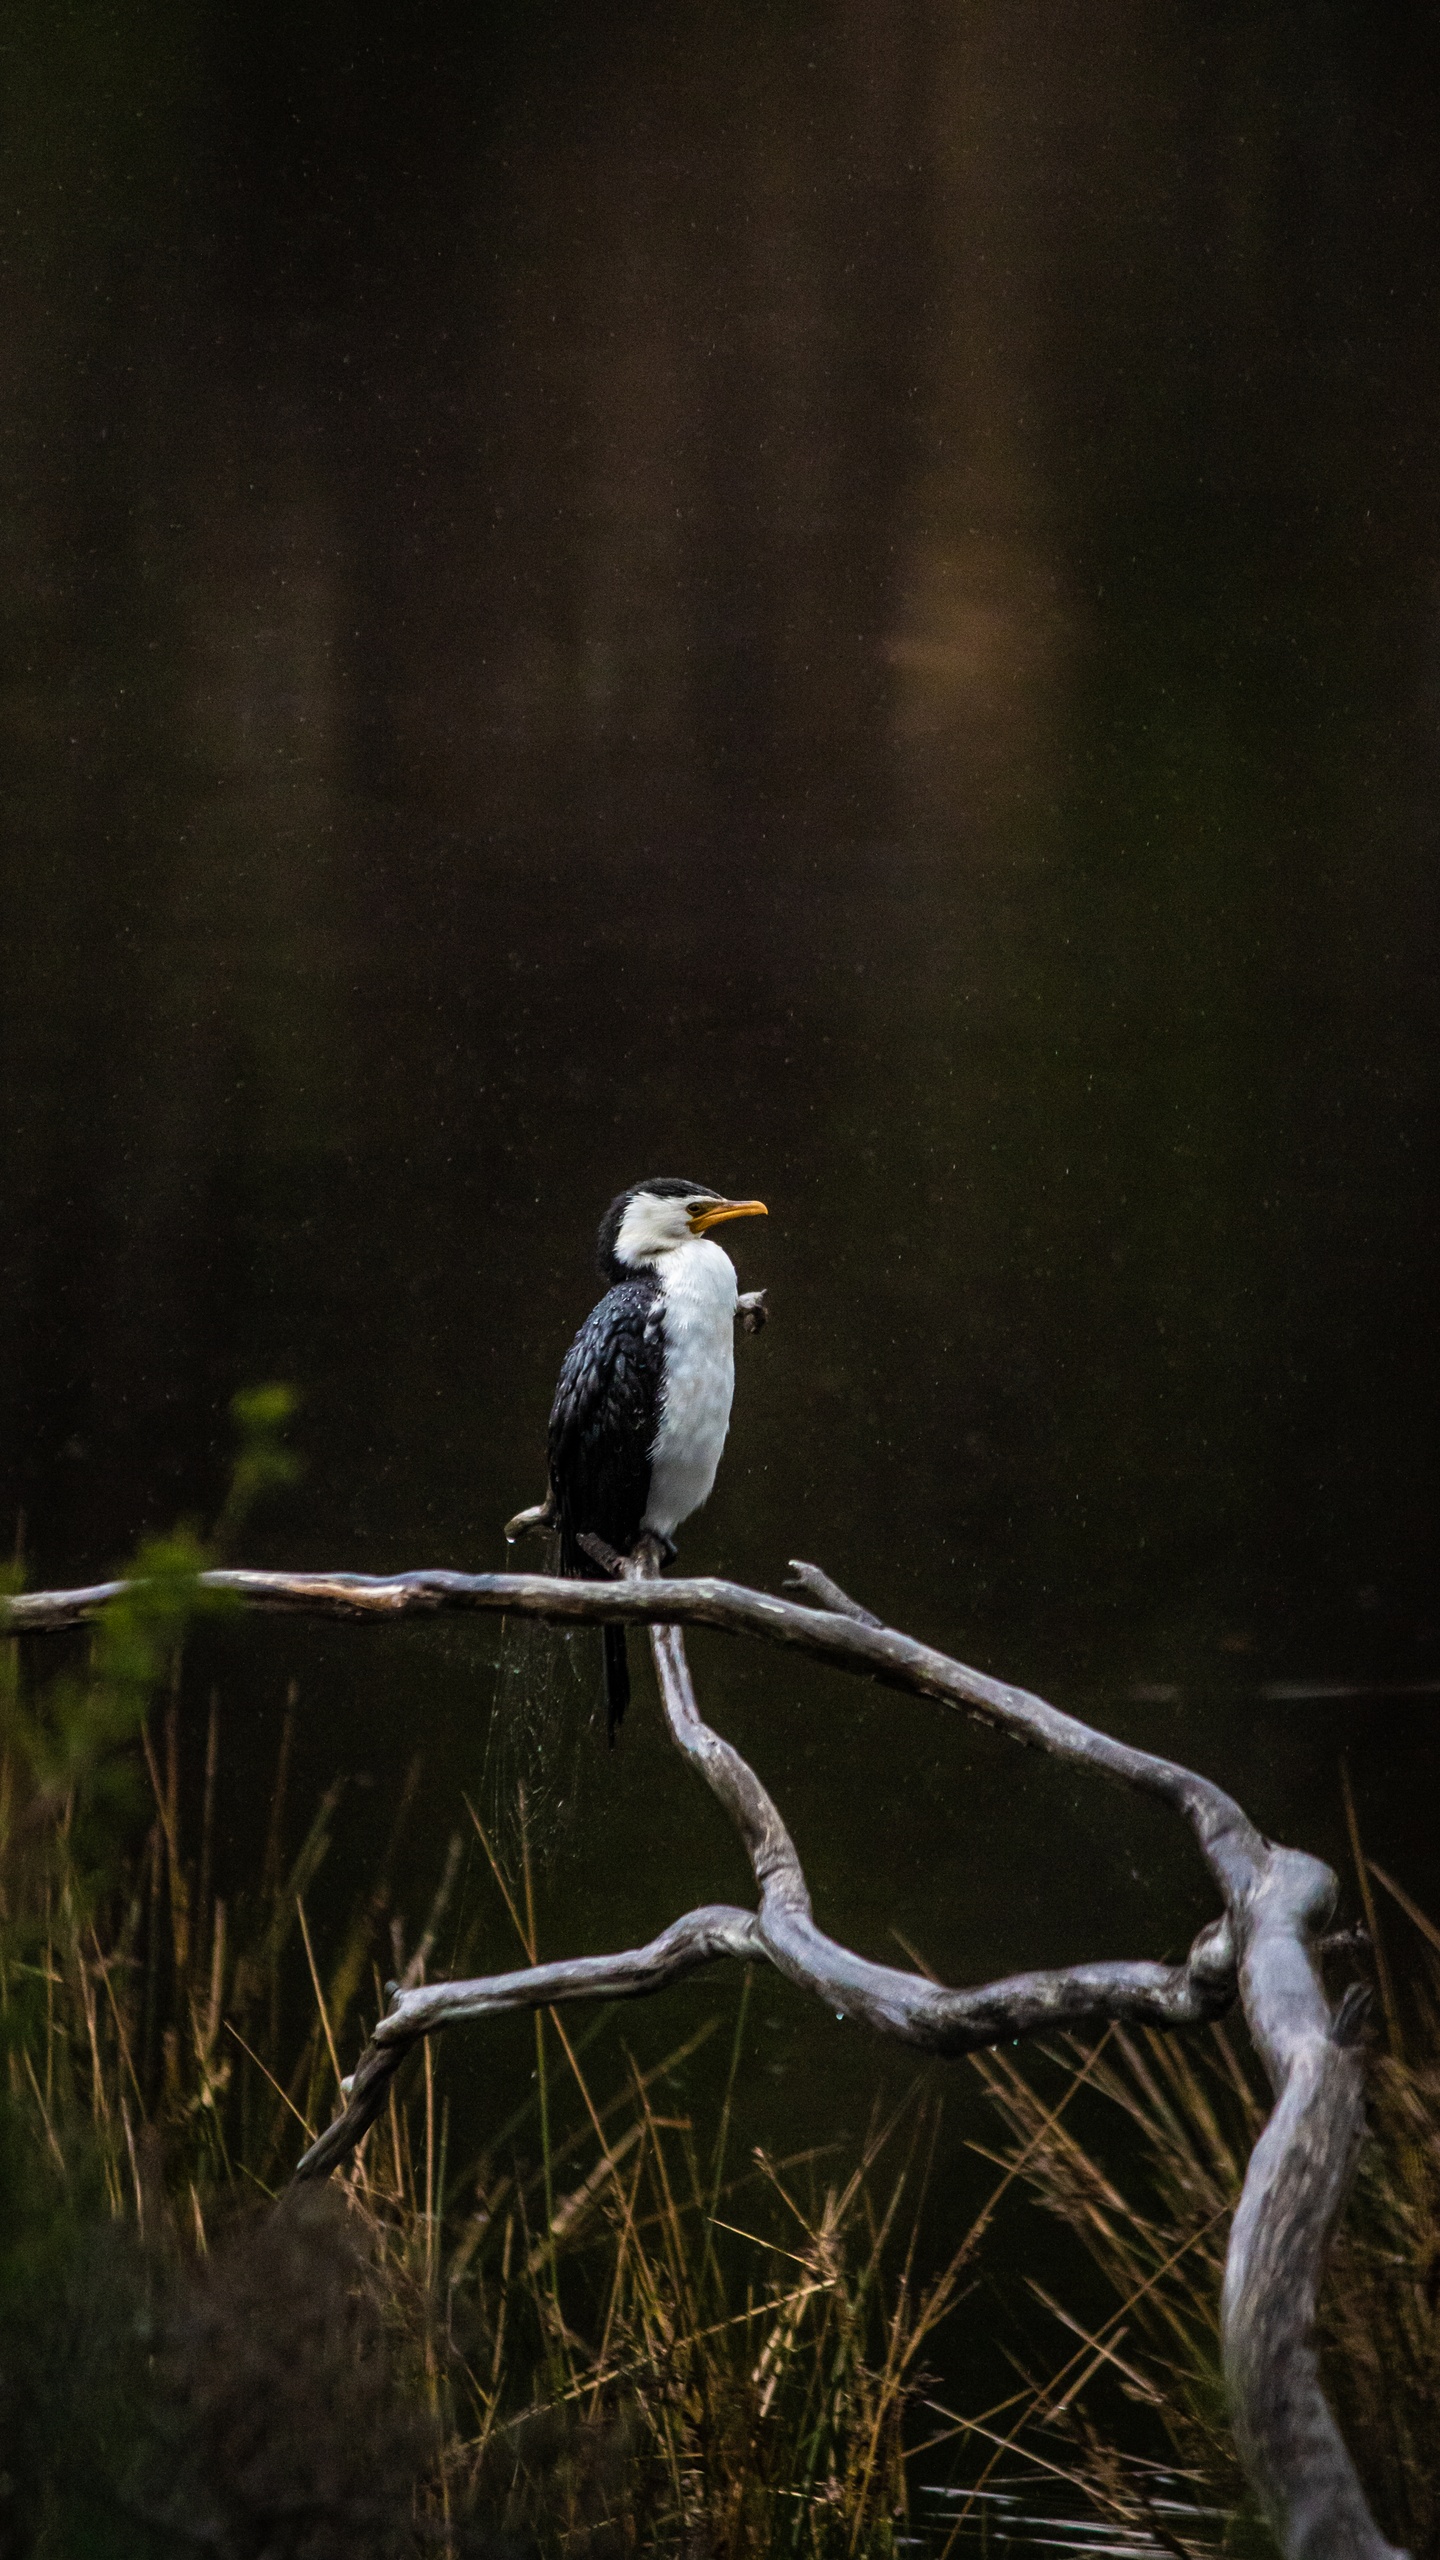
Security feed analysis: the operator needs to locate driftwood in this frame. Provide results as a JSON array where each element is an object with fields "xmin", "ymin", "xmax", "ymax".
[{"xmin": 6, "ymin": 1551, "xmax": 1402, "ymax": 2560}]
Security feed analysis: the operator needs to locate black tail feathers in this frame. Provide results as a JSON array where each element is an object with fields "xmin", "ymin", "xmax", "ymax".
[{"xmin": 603, "ymin": 1623, "xmax": 630, "ymax": 1743}]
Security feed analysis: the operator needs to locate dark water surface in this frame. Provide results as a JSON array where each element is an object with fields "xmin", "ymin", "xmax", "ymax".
[{"xmin": 4, "ymin": 0, "xmax": 1440, "ymax": 2354}]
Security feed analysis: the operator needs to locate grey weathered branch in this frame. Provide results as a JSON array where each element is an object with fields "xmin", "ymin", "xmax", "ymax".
[
  {"xmin": 294, "ymin": 1601, "xmax": 1235, "ymax": 2170},
  {"xmin": 783, "ymin": 1557, "xmax": 884, "ymax": 1627},
  {"xmin": 4, "ymin": 1555, "xmax": 1402, "ymax": 2557},
  {"xmin": 291, "ymin": 1903, "xmax": 765, "ymax": 2180},
  {"xmin": 0, "ymin": 1563, "xmax": 1299, "ymax": 1854}
]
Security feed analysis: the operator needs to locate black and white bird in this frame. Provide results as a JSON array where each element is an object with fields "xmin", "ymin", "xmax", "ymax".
[{"xmin": 540, "ymin": 1178, "xmax": 768, "ymax": 1738}]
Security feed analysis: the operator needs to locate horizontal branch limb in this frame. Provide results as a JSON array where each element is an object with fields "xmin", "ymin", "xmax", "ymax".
[
  {"xmin": 297, "ymin": 1903, "xmax": 1236, "ymax": 2185},
  {"xmin": 293, "ymin": 1904, "xmax": 763, "ymax": 2180},
  {"xmin": 7, "ymin": 1547, "xmax": 1397, "ymax": 2552},
  {"xmin": 4, "ymin": 1561, "xmax": 1263, "ymax": 1895}
]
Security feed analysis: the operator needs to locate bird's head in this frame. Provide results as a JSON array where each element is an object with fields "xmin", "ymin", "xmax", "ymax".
[{"xmin": 597, "ymin": 1178, "xmax": 768, "ymax": 1278}]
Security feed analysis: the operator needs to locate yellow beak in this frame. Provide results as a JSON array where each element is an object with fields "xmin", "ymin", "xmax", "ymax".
[{"xmin": 689, "ymin": 1197, "xmax": 768, "ymax": 1234}]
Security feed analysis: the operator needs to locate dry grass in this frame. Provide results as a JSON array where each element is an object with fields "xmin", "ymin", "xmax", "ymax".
[
  {"xmin": 6, "ymin": 1423, "xmax": 1427, "ymax": 2557},
  {"xmin": 0, "ymin": 1493, "xmax": 990, "ymax": 2558},
  {"xmin": 944, "ymin": 1853, "xmax": 1440, "ymax": 2560}
]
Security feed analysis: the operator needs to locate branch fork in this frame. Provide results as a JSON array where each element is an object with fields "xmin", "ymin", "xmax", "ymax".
[{"xmin": 5, "ymin": 1550, "xmax": 1403, "ymax": 2558}]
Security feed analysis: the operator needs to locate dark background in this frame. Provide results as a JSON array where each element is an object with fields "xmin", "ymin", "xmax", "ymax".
[{"xmin": 3, "ymin": 0, "xmax": 1439, "ymax": 2311}]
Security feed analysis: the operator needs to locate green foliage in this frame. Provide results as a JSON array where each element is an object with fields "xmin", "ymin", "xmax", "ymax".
[
  {"xmin": 1, "ymin": 1380, "xmax": 297, "ymax": 1832},
  {"xmin": 212, "ymin": 1384, "xmax": 303, "ymax": 1557},
  {"xmin": 0, "ymin": 1389, "xmax": 298, "ymax": 2053},
  {"xmin": 19, "ymin": 1534, "xmax": 226, "ymax": 1864}
]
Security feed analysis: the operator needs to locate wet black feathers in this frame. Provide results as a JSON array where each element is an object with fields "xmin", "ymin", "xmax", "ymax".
[
  {"xmin": 547, "ymin": 1273, "xmax": 665, "ymax": 1737},
  {"xmin": 547, "ymin": 1275, "xmax": 664, "ymax": 1569}
]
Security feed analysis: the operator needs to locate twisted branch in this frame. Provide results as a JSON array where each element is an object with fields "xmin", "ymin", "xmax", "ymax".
[
  {"xmin": 3, "ymin": 1560, "xmax": 1263, "ymax": 1853},
  {"xmin": 4, "ymin": 1553, "xmax": 1402, "ymax": 2558}
]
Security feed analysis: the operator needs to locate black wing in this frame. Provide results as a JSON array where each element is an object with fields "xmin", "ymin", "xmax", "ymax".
[{"xmin": 547, "ymin": 1277, "xmax": 664, "ymax": 1577}]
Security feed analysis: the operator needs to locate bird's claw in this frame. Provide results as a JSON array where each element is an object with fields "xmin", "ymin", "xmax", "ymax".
[
  {"xmin": 577, "ymin": 1530, "xmax": 675, "ymax": 1578},
  {"xmin": 578, "ymin": 1531, "xmax": 627, "ymax": 1577},
  {"xmin": 737, "ymin": 1289, "xmax": 768, "ymax": 1336},
  {"xmin": 504, "ymin": 1499, "xmax": 555, "ymax": 1544}
]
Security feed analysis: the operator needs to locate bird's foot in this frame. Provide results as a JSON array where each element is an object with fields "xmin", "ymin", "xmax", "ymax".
[
  {"xmin": 577, "ymin": 1531, "xmax": 627, "ymax": 1577},
  {"xmin": 504, "ymin": 1497, "xmax": 556, "ymax": 1544},
  {"xmin": 576, "ymin": 1530, "xmax": 674, "ymax": 1579},
  {"xmin": 737, "ymin": 1289, "xmax": 768, "ymax": 1336}
]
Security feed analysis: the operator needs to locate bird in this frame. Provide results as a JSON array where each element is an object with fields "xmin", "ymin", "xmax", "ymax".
[{"xmin": 541, "ymin": 1177, "xmax": 768, "ymax": 1739}]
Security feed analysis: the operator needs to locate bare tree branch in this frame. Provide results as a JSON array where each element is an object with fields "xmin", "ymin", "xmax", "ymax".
[
  {"xmin": 642, "ymin": 1602, "xmax": 1238, "ymax": 2050},
  {"xmin": 782, "ymin": 1558, "xmax": 884, "ymax": 1627},
  {"xmin": 3, "ymin": 1560, "xmax": 1260, "ymax": 1855},
  {"xmin": 3, "ymin": 1552, "xmax": 1403, "ymax": 2556},
  {"xmin": 293, "ymin": 1903, "xmax": 764, "ymax": 2181}
]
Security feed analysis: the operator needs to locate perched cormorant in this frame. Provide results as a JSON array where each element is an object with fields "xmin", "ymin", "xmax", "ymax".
[{"xmin": 544, "ymin": 1178, "xmax": 768, "ymax": 1738}]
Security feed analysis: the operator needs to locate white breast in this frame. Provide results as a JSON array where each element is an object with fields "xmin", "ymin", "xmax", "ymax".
[{"xmin": 643, "ymin": 1238, "xmax": 738, "ymax": 1541}]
